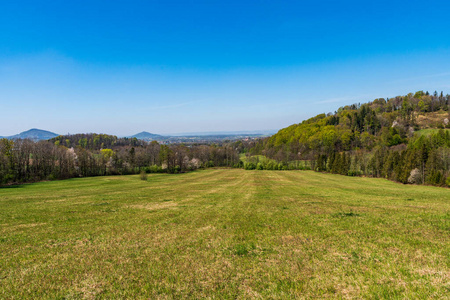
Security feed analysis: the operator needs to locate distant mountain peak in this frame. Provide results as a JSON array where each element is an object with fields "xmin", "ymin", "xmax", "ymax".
[
  {"xmin": 6, "ymin": 128, "xmax": 59, "ymax": 141},
  {"xmin": 130, "ymin": 131, "xmax": 164, "ymax": 141},
  {"xmin": 135, "ymin": 131, "xmax": 158, "ymax": 135},
  {"xmin": 23, "ymin": 128, "xmax": 51, "ymax": 133}
]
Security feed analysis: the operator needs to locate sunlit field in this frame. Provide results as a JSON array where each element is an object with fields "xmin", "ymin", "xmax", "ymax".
[{"xmin": 1, "ymin": 169, "xmax": 449, "ymax": 299}]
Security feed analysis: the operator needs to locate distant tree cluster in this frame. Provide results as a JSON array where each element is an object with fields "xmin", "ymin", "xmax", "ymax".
[{"xmin": 50, "ymin": 133, "xmax": 143, "ymax": 149}]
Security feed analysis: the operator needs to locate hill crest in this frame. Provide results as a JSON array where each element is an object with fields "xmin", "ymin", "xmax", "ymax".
[
  {"xmin": 130, "ymin": 131, "xmax": 164, "ymax": 141},
  {"xmin": 5, "ymin": 128, "xmax": 59, "ymax": 141}
]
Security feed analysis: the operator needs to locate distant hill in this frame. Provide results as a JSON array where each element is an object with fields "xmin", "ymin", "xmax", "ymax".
[
  {"xmin": 6, "ymin": 129, "xmax": 59, "ymax": 141},
  {"xmin": 130, "ymin": 131, "xmax": 166, "ymax": 141}
]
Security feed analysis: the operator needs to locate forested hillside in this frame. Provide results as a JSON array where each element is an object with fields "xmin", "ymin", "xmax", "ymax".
[{"xmin": 250, "ymin": 91, "xmax": 450, "ymax": 186}]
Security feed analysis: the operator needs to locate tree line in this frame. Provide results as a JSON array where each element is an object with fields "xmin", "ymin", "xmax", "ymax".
[{"xmin": 0, "ymin": 135, "xmax": 243, "ymax": 185}]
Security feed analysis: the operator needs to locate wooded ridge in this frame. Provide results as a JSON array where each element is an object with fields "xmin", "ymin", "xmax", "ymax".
[{"xmin": 247, "ymin": 91, "xmax": 450, "ymax": 186}]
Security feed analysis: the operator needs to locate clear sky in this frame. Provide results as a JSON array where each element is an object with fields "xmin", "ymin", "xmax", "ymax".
[{"xmin": 1, "ymin": 0, "xmax": 450, "ymax": 136}]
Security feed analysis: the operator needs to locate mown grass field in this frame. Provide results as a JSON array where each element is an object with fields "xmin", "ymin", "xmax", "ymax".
[{"xmin": 1, "ymin": 169, "xmax": 449, "ymax": 299}]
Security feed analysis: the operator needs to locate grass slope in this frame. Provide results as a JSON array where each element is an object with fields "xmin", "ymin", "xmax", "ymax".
[
  {"xmin": 0, "ymin": 169, "xmax": 449, "ymax": 299},
  {"xmin": 415, "ymin": 128, "xmax": 450, "ymax": 136}
]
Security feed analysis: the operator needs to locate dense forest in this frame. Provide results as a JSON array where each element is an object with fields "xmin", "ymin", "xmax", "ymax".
[
  {"xmin": 1, "ymin": 91, "xmax": 449, "ymax": 187},
  {"xmin": 248, "ymin": 91, "xmax": 450, "ymax": 186}
]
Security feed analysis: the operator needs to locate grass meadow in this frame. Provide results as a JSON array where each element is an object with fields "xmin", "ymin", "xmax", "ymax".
[
  {"xmin": 415, "ymin": 128, "xmax": 450, "ymax": 136},
  {"xmin": 0, "ymin": 169, "xmax": 449, "ymax": 299}
]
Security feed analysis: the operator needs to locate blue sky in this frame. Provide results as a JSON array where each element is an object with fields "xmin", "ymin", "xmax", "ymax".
[{"xmin": 1, "ymin": 0, "xmax": 450, "ymax": 136}]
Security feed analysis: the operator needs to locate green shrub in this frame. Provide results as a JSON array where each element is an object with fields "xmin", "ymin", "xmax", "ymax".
[
  {"xmin": 348, "ymin": 170, "xmax": 363, "ymax": 176},
  {"xmin": 140, "ymin": 171, "xmax": 148, "ymax": 181},
  {"xmin": 266, "ymin": 161, "xmax": 277, "ymax": 170},
  {"xmin": 244, "ymin": 162, "xmax": 256, "ymax": 170}
]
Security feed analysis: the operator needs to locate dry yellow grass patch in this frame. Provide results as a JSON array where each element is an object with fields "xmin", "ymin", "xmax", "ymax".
[
  {"xmin": 415, "ymin": 110, "xmax": 449, "ymax": 127},
  {"xmin": 129, "ymin": 201, "xmax": 178, "ymax": 211}
]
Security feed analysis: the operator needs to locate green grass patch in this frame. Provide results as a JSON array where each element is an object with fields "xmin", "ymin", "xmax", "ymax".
[{"xmin": 415, "ymin": 128, "xmax": 450, "ymax": 136}]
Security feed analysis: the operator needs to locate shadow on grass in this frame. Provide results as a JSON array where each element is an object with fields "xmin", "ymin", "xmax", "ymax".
[
  {"xmin": 332, "ymin": 211, "xmax": 361, "ymax": 218},
  {"xmin": 0, "ymin": 184, "xmax": 25, "ymax": 189}
]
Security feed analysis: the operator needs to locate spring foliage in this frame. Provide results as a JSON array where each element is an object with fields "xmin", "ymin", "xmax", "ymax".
[{"xmin": 251, "ymin": 91, "xmax": 450, "ymax": 186}]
